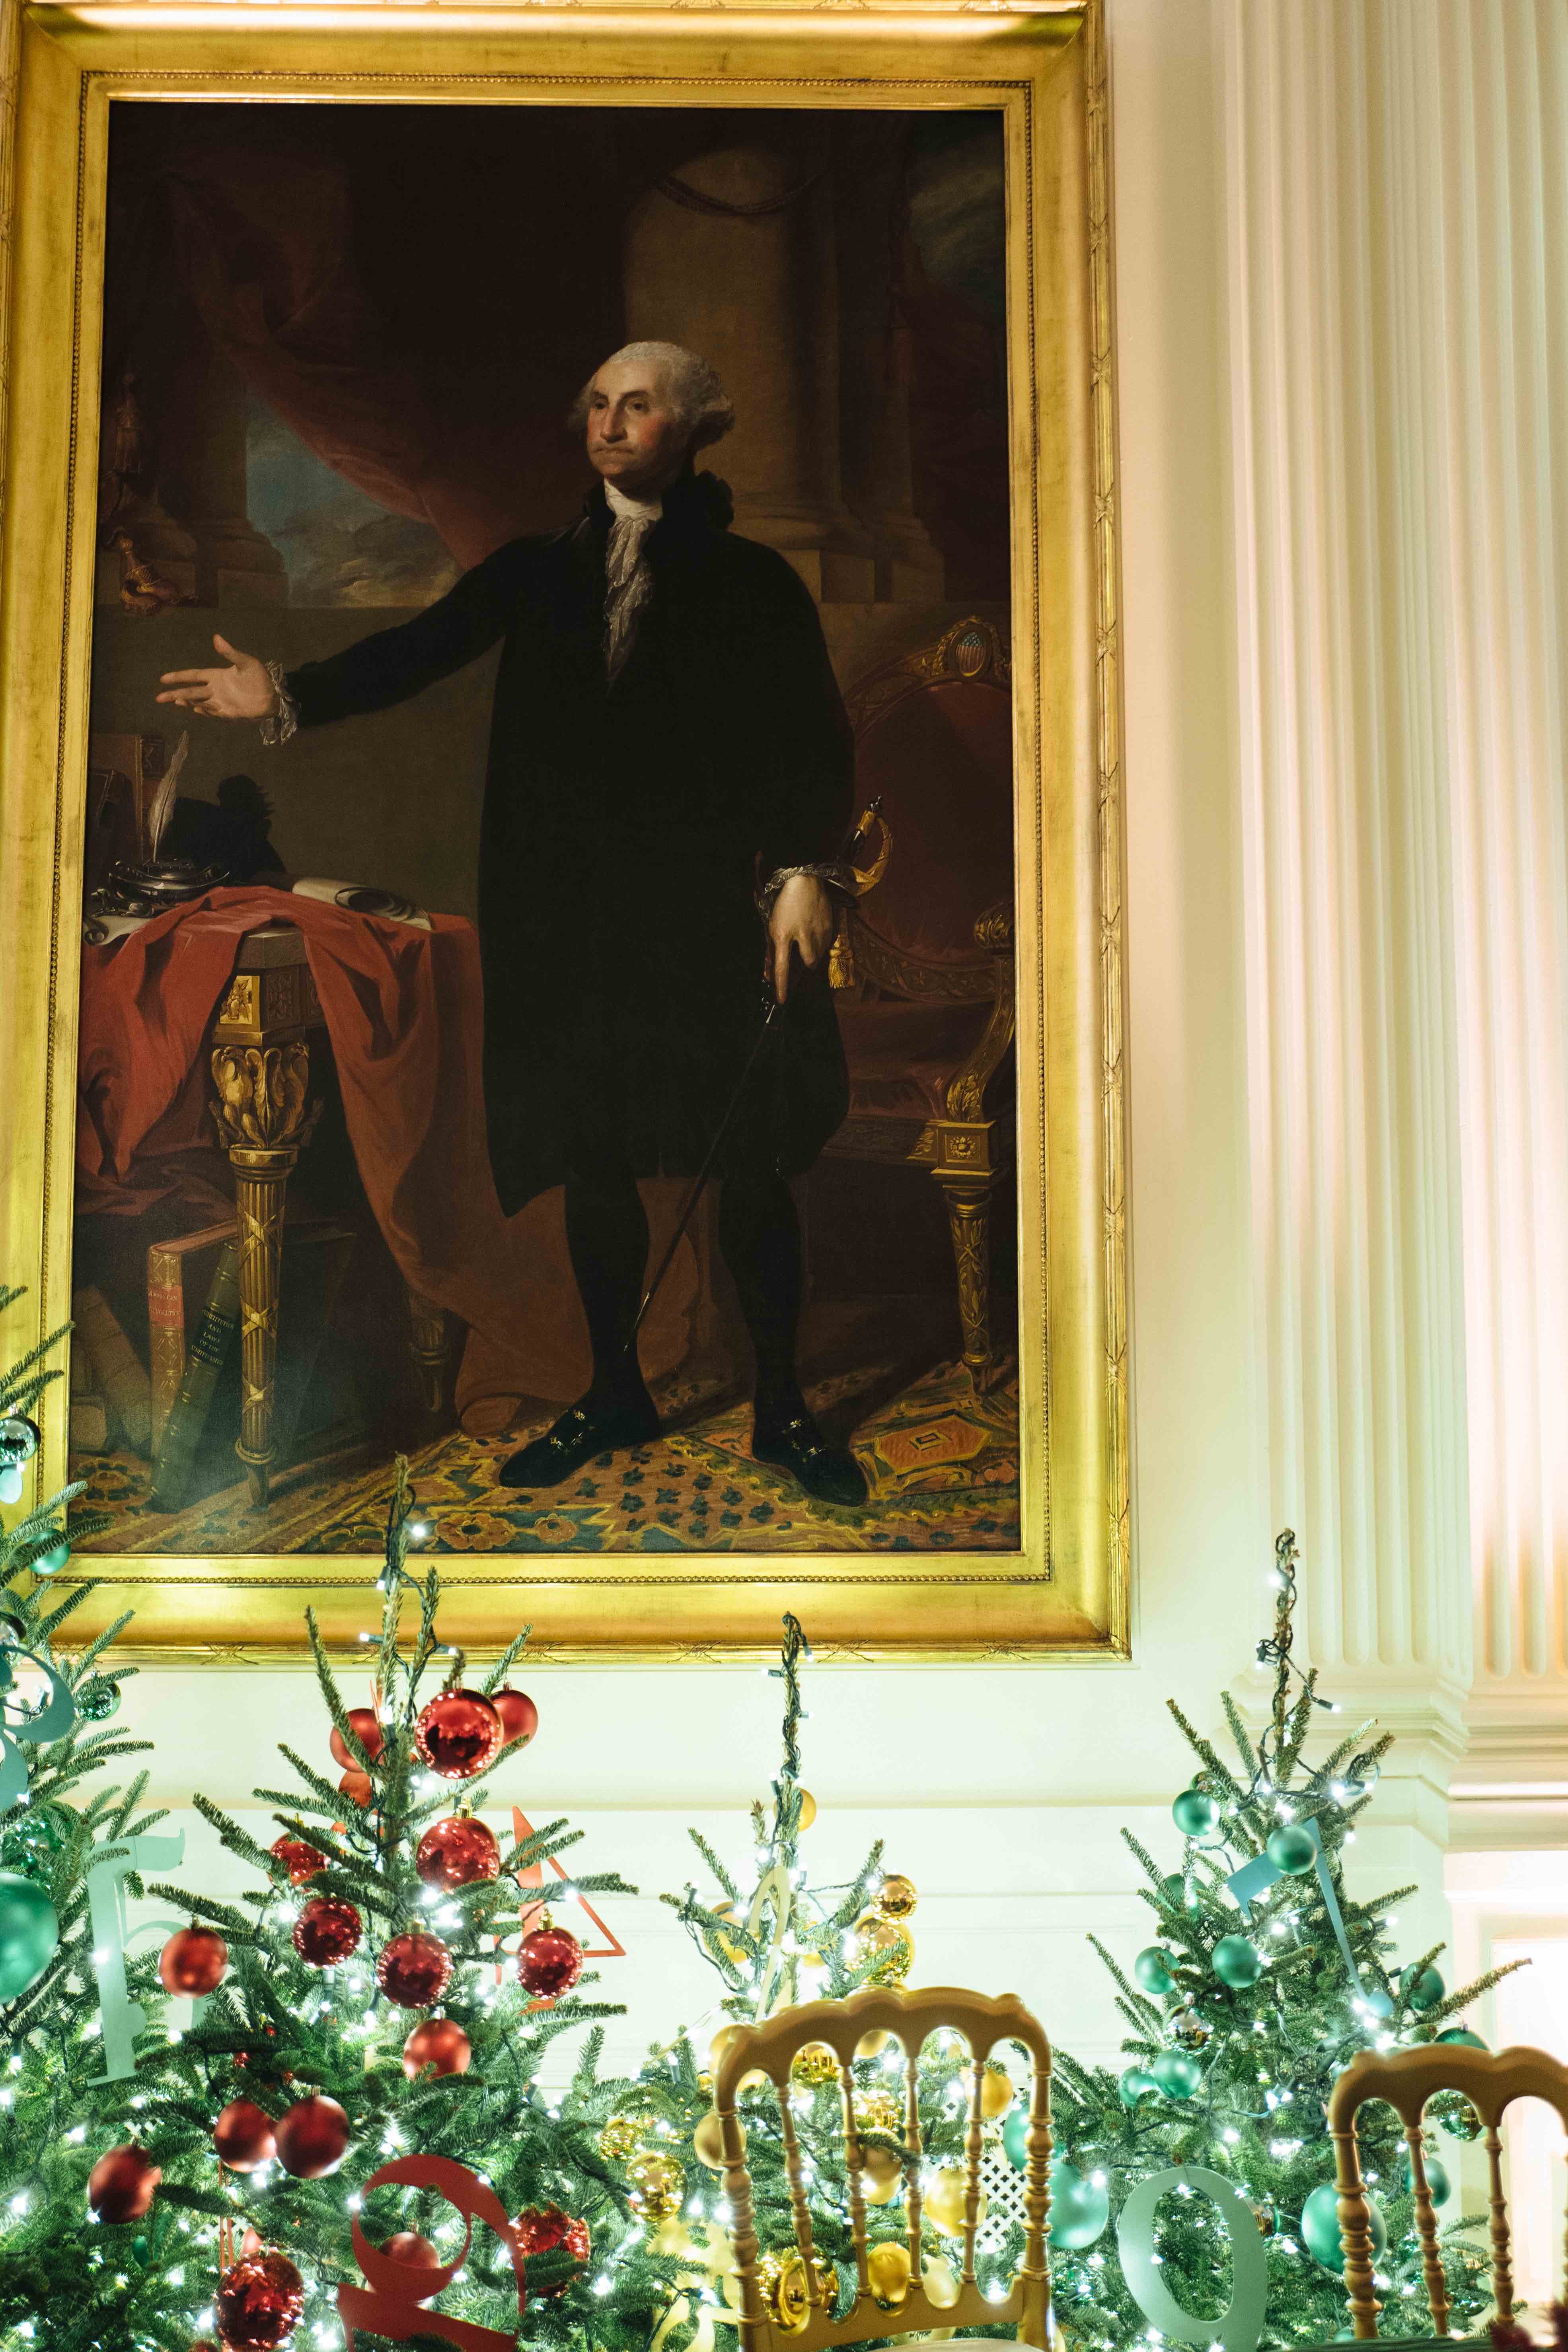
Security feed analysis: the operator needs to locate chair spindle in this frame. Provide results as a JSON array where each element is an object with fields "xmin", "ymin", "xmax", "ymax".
[
  {"xmin": 903, "ymin": 2039, "xmax": 925, "ymax": 2281},
  {"xmin": 1401, "ymin": 2127, "xmax": 1449, "ymax": 2336},
  {"xmin": 961, "ymin": 2047, "xmax": 986, "ymax": 2285},
  {"xmin": 1484, "ymin": 2122, "xmax": 1515, "ymax": 2322}
]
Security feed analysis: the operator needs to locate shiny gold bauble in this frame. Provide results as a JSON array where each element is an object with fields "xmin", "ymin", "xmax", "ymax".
[
  {"xmin": 863, "ymin": 2165, "xmax": 904, "ymax": 2206},
  {"xmin": 854, "ymin": 2087, "xmax": 902, "ymax": 2136},
  {"xmin": 795, "ymin": 1789, "xmax": 817, "ymax": 1831},
  {"xmin": 923, "ymin": 2166, "xmax": 982, "ymax": 2236},
  {"xmin": 772, "ymin": 2251, "xmax": 834, "ymax": 2331},
  {"xmin": 791, "ymin": 2041, "xmax": 840, "ymax": 2088},
  {"xmin": 627, "ymin": 2150, "xmax": 686, "ymax": 2223},
  {"xmin": 598, "ymin": 2113, "xmax": 645, "ymax": 2163},
  {"xmin": 860, "ymin": 2145, "xmax": 903, "ymax": 2189},
  {"xmin": 851, "ymin": 1914, "xmax": 914, "ymax": 1985},
  {"xmin": 922, "ymin": 2255, "xmax": 961, "ymax": 2309},
  {"xmin": 855, "ymin": 2028, "xmax": 893, "ymax": 2057},
  {"xmin": 867, "ymin": 2242, "xmax": 912, "ymax": 2305},
  {"xmin": 693, "ymin": 2111, "xmax": 736, "ymax": 2169},
  {"xmin": 979, "ymin": 2064, "xmax": 1014, "ymax": 2119},
  {"xmin": 875, "ymin": 1873, "xmax": 918, "ymax": 1921}
]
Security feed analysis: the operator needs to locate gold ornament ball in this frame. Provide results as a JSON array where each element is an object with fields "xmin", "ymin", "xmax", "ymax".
[
  {"xmin": 791, "ymin": 2041, "xmax": 840, "ymax": 2088},
  {"xmin": 860, "ymin": 2145, "xmax": 903, "ymax": 2188},
  {"xmin": 979, "ymin": 2064, "xmax": 1014, "ymax": 2120},
  {"xmin": 795, "ymin": 1789, "xmax": 817, "ymax": 1831},
  {"xmin": 771, "ymin": 2251, "xmax": 833, "ymax": 2330},
  {"xmin": 863, "ymin": 2164, "xmax": 903, "ymax": 2206},
  {"xmin": 923, "ymin": 2255, "xmax": 961, "ymax": 2310},
  {"xmin": 875, "ymin": 1873, "xmax": 918, "ymax": 1921},
  {"xmin": 628, "ymin": 2151, "xmax": 686, "ymax": 2224},
  {"xmin": 867, "ymin": 2243, "xmax": 912, "ymax": 2305},
  {"xmin": 855, "ymin": 2028, "xmax": 892, "ymax": 2057},
  {"xmin": 599, "ymin": 2113, "xmax": 645, "ymax": 2164},
  {"xmin": 924, "ymin": 2166, "xmax": 983, "ymax": 2236},
  {"xmin": 851, "ymin": 1913, "xmax": 914, "ymax": 1985},
  {"xmin": 693, "ymin": 2111, "xmax": 735, "ymax": 2170}
]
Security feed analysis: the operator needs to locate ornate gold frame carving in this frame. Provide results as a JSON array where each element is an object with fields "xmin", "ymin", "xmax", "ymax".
[{"xmin": 0, "ymin": 0, "xmax": 1130, "ymax": 1663}]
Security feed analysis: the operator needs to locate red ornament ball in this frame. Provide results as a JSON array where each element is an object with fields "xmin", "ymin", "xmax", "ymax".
[
  {"xmin": 269, "ymin": 1834, "xmax": 325, "ymax": 1885},
  {"xmin": 214, "ymin": 2251, "xmax": 306, "ymax": 2348},
  {"xmin": 402, "ymin": 2016, "xmax": 473, "ymax": 2079},
  {"xmin": 158, "ymin": 1923, "xmax": 228, "ymax": 1996},
  {"xmin": 415, "ymin": 1687, "xmax": 502, "ymax": 1780},
  {"xmin": 292, "ymin": 1895, "xmax": 362, "ymax": 1967},
  {"xmin": 274, "ymin": 2093, "xmax": 351, "ymax": 2179},
  {"xmin": 513, "ymin": 2202, "xmax": 590, "ymax": 2294},
  {"xmin": 377, "ymin": 1928, "xmax": 453, "ymax": 2009},
  {"xmin": 492, "ymin": 1686, "xmax": 539, "ymax": 1748},
  {"xmin": 338, "ymin": 1768, "xmax": 373, "ymax": 1807},
  {"xmin": 415, "ymin": 1813, "xmax": 501, "ymax": 1889},
  {"xmin": 329, "ymin": 1707, "xmax": 384, "ymax": 1768},
  {"xmin": 213, "ymin": 2099, "xmax": 277, "ymax": 2172},
  {"xmin": 518, "ymin": 1922, "xmax": 582, "ymax": 1999},
  {"xmin": 87, "ymin": 2142, "xmax": 161, "ymax": 2223},
  {"xmin": 240, "ymin": 2226, "xmax": 265, "ymax": 2260}
]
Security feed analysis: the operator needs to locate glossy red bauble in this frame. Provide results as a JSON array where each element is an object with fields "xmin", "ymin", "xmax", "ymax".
[
  {"xmin": 87, "ymin": 2142, "xmax": 161, "ymax": 2223},
  {"xmin": 274, "ymin": 2092, "xmax": 351, "ymax": 2179},
  {"xmin": 381, "ymin": 2228, "xmax": 442, "ymax": 2299},
  {"xmin": 513, "ymin": 2202, "xmax": 590, "ymax": 2294},
  {"xmin": 518, "ymin": 1923, "xmax": 582, "ymax": 1999},
  {"xmin": 212, "ymin": 2099, "xmax": 277, "ymax": 2172},
  {"xmin": 415, "ymin": 1813, "xmax": 501, "ymax": 1889},
  {"xmin": 492, "ymin": 1686, "xmax": 539, "ymax": 1748},
  {"xmin": 329, "ymin": 1707, "xmax": 384, "ymax": 1768},
  {"xmin": 214, "ymin": 2251, "xmax": 306, "ymax": 2348},
  {"xmin": 269, "ymin": 1834, "xmax": 326, "ymax": 1885},
  {"xmin": 402, "ymin": 2016, "xmax": 473, "ymax": 2079},
  {"xmin": 292, "ymin": 1895, "xmax": 362, "ymax": 1967},
  {"xmin": 414, "ymin": 1688, "xmax": 502, "ymax": 1780},
  {"xmin": 338, "ymin": 1768, "xmax": 373, "ymax": 1807},
  {"xmin": 377, "ymin": 1928, "xmax": 453, "ymax": 2009},
  {"xmin": 158, "ymin": 1924, "xmax": 228, "ymax": 1995}
]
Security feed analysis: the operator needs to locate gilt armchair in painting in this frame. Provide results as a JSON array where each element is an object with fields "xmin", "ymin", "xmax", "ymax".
[{"xmin": 828, "ymin": 615, "xmax": 1017, "ymax": 1394}]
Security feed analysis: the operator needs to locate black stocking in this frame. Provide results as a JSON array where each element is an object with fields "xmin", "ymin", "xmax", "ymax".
[
  {"xmin": 718, "ymin": 1168, "xmax": 805, "ymax": 1429},
  {"xmin": 564, "ymin": 1170, "xmax": 651, "ymax": 1408}
]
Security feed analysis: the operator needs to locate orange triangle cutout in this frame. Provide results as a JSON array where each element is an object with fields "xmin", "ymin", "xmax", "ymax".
[{"xmin": 511, "ymin": 1805, "xmax": 626, "ymax": 1962}]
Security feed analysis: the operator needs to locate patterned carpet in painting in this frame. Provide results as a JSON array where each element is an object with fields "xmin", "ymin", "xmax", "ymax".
[{"xmin": 74, "ymin": 1349, "xmax": 1020, "ymax": 1557}]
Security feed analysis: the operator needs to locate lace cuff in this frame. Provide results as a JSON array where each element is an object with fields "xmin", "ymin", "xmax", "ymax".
[
  {"xmin": 757, "ymin": 859, "xmax": 854, "ymax": 917},
  {"xmin": 259, "ymin": 659, "xmax": 299, "ymax": 748}
]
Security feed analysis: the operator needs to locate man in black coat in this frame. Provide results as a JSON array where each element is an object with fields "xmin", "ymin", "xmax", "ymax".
[{"xmin": 158, "ymin": 340, "xmax": 868, "ymax": 1506}]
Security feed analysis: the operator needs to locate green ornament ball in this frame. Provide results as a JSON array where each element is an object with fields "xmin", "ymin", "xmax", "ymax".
[
  {"xmin": 1118, "ymin": 2066, "xmax": 1158, "ymax": 2108},
  {"xmin": 1047, "ymin": 2157, "xmax": 1110, "ymax": 2251},
  {"xmin": 1401, "ymin": 1965, "xmax": 1445, "ymax": 2013},
  {"xmin": 1150, "ymin": 2048, "xmax": 1204, "ymax": 2100},
  {"xmin": 131, "ymin": 2233, "xmax": 150, "ymax": 2267},
  {"xmin": 1299, "ymin": 2182, "xmax": 1387, "ymax": 2274},
  {"xmin": 1172, "ymin": 1786, "xmax": 1221, "ymax": 1839},
  {"xmin": 1002, "ymin": 2107, "xmax": 1029, "ymax": 2170},
  {"xmin": 1160, "ymin": 1872, "xmax": 1199, "ymax": 1912},
  {"xmin": 0, "ymin": 1870, "xmax": 60, "ymax": 2002},
  {"xmin": 1, "ymin": 1809, "xmax": 62, "ymax": 1868},
  {"xmin": 1437, "ymin": 2026, "xmax": 1487, "ymax": 2049},
  {"xmin": 0, "ymin": 1465, "xmax": 23, "ymax": 1507},
  {"xmin": 1265, "ymin": 1823, "xmax": 1318, "ymax": 1875},
  {"xmin": 1134, "ymin": 1945, "xmax": 1177, "ymax": 1996},
  {"xmin": 1212, "ymin": 1933, "xmax": 1263, "ymax": 1988},
  {"xmin": 33, "ymin": 1539, "xmax": 70, "ymax": 1577},
  {"xmin": 1400, "ymin": 2151, "xmax": 1451, "ymax": 2206},
  {"xmin": 76, "ymin": 1679, "xmax": 120, "ymax": 1723}
]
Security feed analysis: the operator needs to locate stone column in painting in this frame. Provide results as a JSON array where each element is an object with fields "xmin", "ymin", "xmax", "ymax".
[
  {"xmin": 156, "ymin": 311, "xmax": 286, "ymax": 608},
  {"xmin": 624, "ymin": 126, "xmax": 876, "ymax": 601}
]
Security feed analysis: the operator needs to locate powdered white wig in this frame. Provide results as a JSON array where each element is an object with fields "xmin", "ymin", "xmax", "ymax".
[{"xmin": 569, "ymin": 341, "xmax": 736, "ymax": 451}]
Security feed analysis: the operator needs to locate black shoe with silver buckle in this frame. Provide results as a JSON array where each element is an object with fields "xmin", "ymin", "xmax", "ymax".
[
  {"xmin": 752, "ymin": 1411, "xmax": 869, "ymax": 1509},
  {"xmin": 498, "ymin": 1394, "xmax": 659, "ymax": 1490}
]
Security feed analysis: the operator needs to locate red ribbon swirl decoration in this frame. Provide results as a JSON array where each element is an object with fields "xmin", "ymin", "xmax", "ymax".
[{"xmin": 338, "ymin": 2153, "xmax": 525, "ymax": 2350}]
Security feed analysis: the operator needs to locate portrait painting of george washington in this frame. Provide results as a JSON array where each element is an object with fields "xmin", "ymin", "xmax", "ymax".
[{"xmin": 70, "ymin": 98, "xmax": 1027, "ymax": 1577}]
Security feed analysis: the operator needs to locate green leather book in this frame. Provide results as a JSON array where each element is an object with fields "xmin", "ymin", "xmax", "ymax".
[{"xmin": 147, "ymin": 1238, "xmax": 242, "ymax": 1512}]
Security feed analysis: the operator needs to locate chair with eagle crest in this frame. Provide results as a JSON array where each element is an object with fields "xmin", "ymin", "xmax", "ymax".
[{"xmin": 829, "ymin": 615, "xmax": 1016, "ymax": 1393}]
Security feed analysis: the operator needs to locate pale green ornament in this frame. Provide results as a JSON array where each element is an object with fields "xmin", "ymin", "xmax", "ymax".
[
  {"xmin": 1212, "ymin": 1933, "xmax": 1263, "ymax": 1988},
  {"xmin": 1299, "ymin": 2182, "xmax": 1387, "ymax": 2274}
]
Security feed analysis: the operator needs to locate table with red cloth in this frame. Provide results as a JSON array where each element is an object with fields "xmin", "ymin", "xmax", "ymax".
[{"xmin": 76, "ymin": 886, "xmax": 698, "ymax": 1441}]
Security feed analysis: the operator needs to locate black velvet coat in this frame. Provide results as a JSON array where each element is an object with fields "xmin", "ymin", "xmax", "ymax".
[{"xmin": 286, "ymin": 473, "xmax": 854, "ymax": 1214}]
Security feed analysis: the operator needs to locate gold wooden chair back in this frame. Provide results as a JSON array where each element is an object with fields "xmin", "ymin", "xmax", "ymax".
[
  {"xmin": 705, "ymin": 1983, "xmax": 1053, "ymax": 2352},
  {"xmin": 1326, "ymin": 2040, "xmax": 1568, "ymax": 2338}
]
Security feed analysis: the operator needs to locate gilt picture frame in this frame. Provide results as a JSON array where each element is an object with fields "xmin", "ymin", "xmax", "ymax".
[{"xmin": 0, "ymin": 0, "xmax": 1129, "ymax": 1662}]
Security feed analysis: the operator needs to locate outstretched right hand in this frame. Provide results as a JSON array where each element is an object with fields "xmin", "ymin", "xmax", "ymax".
[{"xmin": 157, "ymin": 634, "xmax": 275, "ymax": 722}]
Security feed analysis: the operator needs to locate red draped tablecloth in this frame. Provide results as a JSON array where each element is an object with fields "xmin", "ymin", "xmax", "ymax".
[{"xmin": 76, "ymin": 887, "xmax": 696, "ymax": 1424}]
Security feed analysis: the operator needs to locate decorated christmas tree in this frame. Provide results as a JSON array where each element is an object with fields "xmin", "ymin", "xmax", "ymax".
[
  {"xmin": 600, "ymin": 1614, "xmax": 1020, "ymax": 2352},
  {"xmin": 11, "ymin": 1454, "xmax": 692, "ymax": 2352},
  {"xmin": 0, "ymin": 1281, "xmax": 195, "ymax": 2350},
  {"xmin": 1048, "ymin": 1532, "xmax": 1520, "ymax": 2352}
]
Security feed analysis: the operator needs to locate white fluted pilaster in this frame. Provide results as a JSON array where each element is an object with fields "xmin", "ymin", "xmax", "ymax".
[{"xmin": 1221, "ymin": 0, "xmax": 1475, "ymax": 1827}]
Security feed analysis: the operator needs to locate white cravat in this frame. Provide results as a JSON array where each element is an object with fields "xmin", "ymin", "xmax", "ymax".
[{"xmin": 603, "ymin": 482, "xmax": 663, "ymax": 681}]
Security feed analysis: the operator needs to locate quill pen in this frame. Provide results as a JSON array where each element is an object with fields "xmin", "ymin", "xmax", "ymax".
[{"xmin": 144, "ymin": 729, "xmax": 189, "ymax": 864}]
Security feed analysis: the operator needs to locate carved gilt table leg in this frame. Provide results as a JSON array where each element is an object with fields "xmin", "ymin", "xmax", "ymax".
[
  {"xmin": 208, "ymin": 926, "xmax": 326, "ymax": 1507},
  {"xmin": 406, "ymin": 1287, "xmax": 453, "ymax": 1418},
  {"xmin": 934, "ymin": 1170, "xmax": 997, "ymax": 1391}
]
